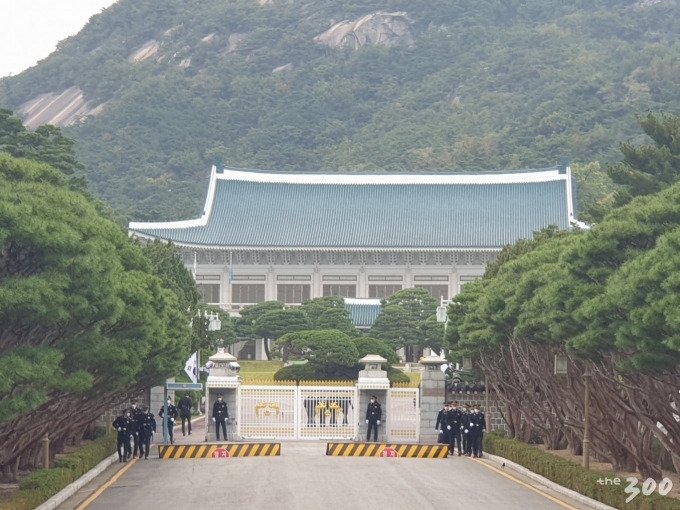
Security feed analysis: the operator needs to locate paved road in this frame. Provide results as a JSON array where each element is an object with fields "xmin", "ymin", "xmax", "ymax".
[{"xmin": 61, "ymin": 442, "xmax": 595, "ymax": 510}]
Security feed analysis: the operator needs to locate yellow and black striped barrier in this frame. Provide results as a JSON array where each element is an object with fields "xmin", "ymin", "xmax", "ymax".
[
  {"xmin": 159, "ymin": 443, "xmax": 280, "ymax": 459},
  {"xmin": 326, "ymin": 443, "xmax": 448, "ymax": 458}
]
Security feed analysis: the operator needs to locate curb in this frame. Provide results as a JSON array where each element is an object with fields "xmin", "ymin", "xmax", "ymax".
[
  {"xmin": 483, "ymin": 453, "xmax": 617, "ymax": 510},
  {"xmin": 34, "ymin": 452, "xmax": 119, "ymax": 510}
]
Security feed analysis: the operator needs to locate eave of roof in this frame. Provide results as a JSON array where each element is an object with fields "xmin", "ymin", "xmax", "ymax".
[{"xmin": 129, "ymin": 165, "xmax": 575, "ymax": 249}]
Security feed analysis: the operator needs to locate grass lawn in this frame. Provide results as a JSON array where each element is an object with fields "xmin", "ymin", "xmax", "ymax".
[
  {"xmin": 403, "ymin": 372, "xmax": 421, "ymax": 386},
  {"xmin": 238, "ymin": 360, "xmax": 283, "ymax": 381}
]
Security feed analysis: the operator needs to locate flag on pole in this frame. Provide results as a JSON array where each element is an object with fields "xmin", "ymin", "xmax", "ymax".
[{"xmin": 184, "ymin": 351, "xmax": 198, "ymax": 383}]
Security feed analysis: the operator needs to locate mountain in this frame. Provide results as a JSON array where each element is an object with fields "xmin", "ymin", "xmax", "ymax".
[{"xmin": 1, "ymin": 0, "xmax": 680, "ymax": 221}]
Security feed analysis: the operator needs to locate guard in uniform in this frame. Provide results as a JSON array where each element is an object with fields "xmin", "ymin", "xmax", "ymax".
[
  {"xmin": 462, "ymin": 403, "xmax": 472, "ymax": 456},
  {"xmin": 179, "ymin": 393, "xmax": 193, "ymax": 436},
  {"xmin": 435, "ymin": 401, "xmax": 448, "ymax": 444},
  {"xmin": 212, "ymin": 393, "xmax": 229, "ymax": 440},
  {"xmin": 128, "ymin": 399, "xmax": 143, "ymax": 458},
  {"xmin": 136, "ymin": 406, "xmax": 156, "ymax": 459},
  {"xmin": 112, "ymin": 409, "xmax": 134, "ymax": 462},
  {"xmin": 446, "ymin": 401, "xmax": 463, "ymax": 456},
  {"xmin": 365, "ymin": 395, "xmax": 381, "ymax": 442},
  {"xmin": 159, "ymin": 397, "xmax": 178, "ymax": 444},
  {"xmin": 470, "ymin": 404, "xmax": 486, "ymax": 458}
]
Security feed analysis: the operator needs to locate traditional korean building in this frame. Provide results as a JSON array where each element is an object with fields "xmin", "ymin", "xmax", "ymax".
[{"xmin": 129, "ymin": 162, "xmax": 576, "ymax": 312}]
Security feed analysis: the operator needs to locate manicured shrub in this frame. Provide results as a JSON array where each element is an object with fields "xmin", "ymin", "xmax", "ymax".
[
  {"xmin": 484, "ymin": 434, "xmax": 680, "ymax": 510},
  {"xmin": 0, "ymin": 433, "xmax": 117, "ymax": 510}
]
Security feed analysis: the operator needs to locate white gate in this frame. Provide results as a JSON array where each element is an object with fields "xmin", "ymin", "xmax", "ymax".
[
  {"xmin": 237, "ymin": 385, "xmax": 358, "ymax": 440},
  {"xmin": 237, "ymin": 386, "xmax": 297, "ymax": 439},
  {"xmin": 387, "ymin": 388, "xmax": 420, "ymax": 442}
]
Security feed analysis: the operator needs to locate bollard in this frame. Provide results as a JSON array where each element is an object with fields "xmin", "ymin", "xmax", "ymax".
[
  {"xmin": 42, "ymin": 434, "xmax": 50, "ymax": 469},
  {"xmin": 106, "ymin": 411, "xmax": 112, "ymax": 433}
]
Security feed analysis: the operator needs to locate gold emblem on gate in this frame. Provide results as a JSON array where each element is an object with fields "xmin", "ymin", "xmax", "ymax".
[
  {"xmin": 255, "ymin": 401, "xmax": 281, "ymax": 417},
  {"xmin": 315, "ymin": 401, "xmax": 342, "ymax": 417}
]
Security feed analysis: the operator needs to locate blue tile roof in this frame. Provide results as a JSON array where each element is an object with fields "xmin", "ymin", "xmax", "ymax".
[
  {"xmin": 129, "ymin": 167, "xmax": 574, "ymax": 249},
  {"xmin": 344, "ymin": 300, "xmax": 382, "ymax": 328}
]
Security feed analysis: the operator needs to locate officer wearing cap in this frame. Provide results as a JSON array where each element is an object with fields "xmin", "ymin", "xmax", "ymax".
[
  {"xmin": 446, "ymin": 400, "xmax": 463, "ymax": 456},
  {"xmin": 365, "ymin": 395, "xmax": 381, "ymax": 442},
  {"xmin": 462, "ymin": 403, "xmax": 472, "ymax": 456},
  {"xmin": 128, "ymin": 399, "xmax": 143, "ymax": 458},
  {"xmin": 136, "ymin": 406, "xmax": 156, "ymax": 460},
  {"xmin": 435, "ymin": 401, "xmax": 448, "ymax": 445},
  {"xmin": 159, "ymin": 397, "xmax": 178, "ymax": 445},
  {"xmin": 470, "ymin": 404, "xmax": 486, "ymax": 457},
  {"xmin": 112, "ymin": 409, "xmax": 134, "ymax": 462},
  {"xmin": 212, "ymin": 393, "xmax": 229, "ymax": 441}
]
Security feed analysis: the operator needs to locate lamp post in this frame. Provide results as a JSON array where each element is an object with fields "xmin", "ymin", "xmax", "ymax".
[{"xmin": 582, "ymin": 364, "xmax": 592, "ymax": 470}]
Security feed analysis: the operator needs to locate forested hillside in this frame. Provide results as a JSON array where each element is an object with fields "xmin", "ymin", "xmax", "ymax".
[{"xmin": 1, "ymin": 0, "xmax": 680, "ymax": 221}]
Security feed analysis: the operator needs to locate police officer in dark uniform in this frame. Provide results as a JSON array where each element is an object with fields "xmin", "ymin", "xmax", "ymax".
[
  {"xmin": 136, "ymin": 406, "xmax": 156, "ymax": 460},
  {"xmin": 445, "ymin": 401, "xmax": 463, "ymax": 456},
  {"xmin": 128, "ymin": 399, "xmax": 143, "ymax": 458},
  {"xmin": 470, "ymin": 404, "xmax": 486, "ymax": 458},
  {"xmin": 159, "ymin": 397, "xmax": 178, "ymax": 445},
  {"xmin": 462, "ymin": 403, "xmax": 472, "ymax": 456},
  {"xmin": 179, "ymin": 393, "xmax": 193, "ymax": 436},
  {"xmin": 212, "ymin": 393, "xmax": 229, "ymax": 441},
  {"xmin": 112, "ymin": 409, "xmax": 135, "ymax": 462},
  {"xmin": 435, "ymin": 401, "xmax": 449, "ymax": 445},
  {"xmin": 365, "ymin": 395, "xmax": 381, "ymax": 442}
]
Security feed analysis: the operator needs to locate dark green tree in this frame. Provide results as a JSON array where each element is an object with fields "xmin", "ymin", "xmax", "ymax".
[
  {"xmin": 608, "ymin": 113, "xmax": 680, "ymax": 206},
  {"xmin": 0, "ymin": 109, "xmax": 84, "ymax": 175},
  {"xmin": 253, "ymin": 308, "xmax": 311, "ymax": 360}
]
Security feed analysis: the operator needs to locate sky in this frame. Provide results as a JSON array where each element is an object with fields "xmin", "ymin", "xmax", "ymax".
[{"xmin": 0, "ymin": 0, "xmax": 119, "ymax": 78}]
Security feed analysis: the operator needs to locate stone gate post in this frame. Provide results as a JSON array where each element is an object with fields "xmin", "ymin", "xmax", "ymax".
[
  {"xmin": 419, "ymin": 356, "xmax": 447, "ymax": 444},
  {"xmin": 205, "ymin": 349, "xmax": 241, "ymax": 442}
]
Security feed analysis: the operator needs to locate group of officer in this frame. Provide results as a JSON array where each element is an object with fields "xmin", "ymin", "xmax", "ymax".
[
  {"xmin": 435, "ymin": 401, "xmax": 486, "ymax": 458},
  {"xmin": 112, "ymin": 399, "xmax": 157, "ymax": 462},
  {"xmin": 112, "ymin": 393, "xmax": 195, "ymax": 462}
]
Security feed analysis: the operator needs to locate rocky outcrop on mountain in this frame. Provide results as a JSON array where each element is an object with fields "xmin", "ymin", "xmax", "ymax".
[
  {"xmin": 272, "ymin": 63, "xmax": 293, "ymax": 74},
  {"xmin": 314, "ymin": 12, "xmax": 413, "ymax": 49},
  {"xmin": 225, "ymin": 33, "xmax": 245, "ymax": 54},
  {"xmin": 128, "ymin": 40, "xmax": 160, "ymax": 62},
  {"xmin": 18, "ymin": 87, "xmax": 104, "ymax": 129}
]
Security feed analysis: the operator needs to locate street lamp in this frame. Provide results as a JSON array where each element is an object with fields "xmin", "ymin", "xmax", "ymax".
[{"xmin": 583, "ymin": 364, "xmax": 592, "ymax": 470}]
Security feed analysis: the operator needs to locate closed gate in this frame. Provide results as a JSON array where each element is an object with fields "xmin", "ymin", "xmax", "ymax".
[
  {"xmin": 237, "ymin": 385, "xmax": 358, "ymax": 440},
  {"xmin": 386, "ymin": 388, "xmax": 420, "ymax": 442}
]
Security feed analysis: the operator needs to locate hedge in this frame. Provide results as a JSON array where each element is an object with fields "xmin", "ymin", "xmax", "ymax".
[
  {"xmin": 0, "ymin": 433, "xmax": 117, "ymax": 510},
  {"xmin": 484, "ymin": 433, "xmax": 680, "ymax": 510}
]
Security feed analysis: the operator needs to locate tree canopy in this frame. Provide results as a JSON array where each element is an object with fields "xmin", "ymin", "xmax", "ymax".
[{"xmin": 0, "ymin": 152, "xmax": 191, "ymax": 476}]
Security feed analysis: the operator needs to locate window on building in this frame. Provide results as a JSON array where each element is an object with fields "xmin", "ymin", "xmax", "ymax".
[
  {"xmin": 277, "ymin": 284, "xmax": 311, "ymax": 304},
  {"xmin": 415, "ymin": 285, "xmax": 449, "ymax": 300},
  {"xmin": 197, "ymin": 284, "xmax": 220, "ymax": 304},
  {"xmin": 323, "ymin": 284, "xmax": 357, "ymax": 297},
  {"xmin": 232, "ymin": 284, "xmax": 265, "ymax": 304},
  {"xmin": 369, "ymin": 285, "xmax": 402, "ymax": 298}
]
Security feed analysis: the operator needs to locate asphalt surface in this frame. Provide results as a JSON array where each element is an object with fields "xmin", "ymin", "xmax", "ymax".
[{"xmin": 60, "ymin": 441, "xmax": 596, "ymax": 510}]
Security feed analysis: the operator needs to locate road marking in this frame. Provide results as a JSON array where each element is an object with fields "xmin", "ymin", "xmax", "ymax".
[
  {"xmin": 75, "ymin": 458, "xmax": 137, "ymax": 510},
  {"xmin": 471, "ymin": 458, "xmax": 579, "ymax": 510}
]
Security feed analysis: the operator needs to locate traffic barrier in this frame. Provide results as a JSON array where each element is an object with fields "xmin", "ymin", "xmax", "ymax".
[
  {"xmin": 158, "ymin": 443, "xmax": 280, "ymax": 459},
  {"xmin": 326, "ymin": 443, "xmax": 448, "ymax": 458}
]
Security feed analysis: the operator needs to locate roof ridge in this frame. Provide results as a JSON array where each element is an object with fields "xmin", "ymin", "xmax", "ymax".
[{"xmin": 218, "ymin": 165, "xmax": 561, "ymax": 176}]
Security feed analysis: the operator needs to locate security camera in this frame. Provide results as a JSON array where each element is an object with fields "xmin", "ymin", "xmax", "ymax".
[{"xmin": 228, "ymin": 362, "xmax": 241, "ymax": 373}]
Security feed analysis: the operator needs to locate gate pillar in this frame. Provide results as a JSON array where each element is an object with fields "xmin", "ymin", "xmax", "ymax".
[
  {"xmin": 356, "ymin": 355, "xmax": 390, "ymax": 442},
  {"xmin": 205, "ymin": 349, "xmax": 241, "ymax": 442},
  {"xmin": 419, "ymin": 356, "xmax": 448, "ymax": 444}
]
